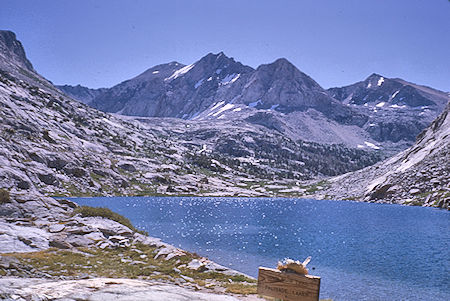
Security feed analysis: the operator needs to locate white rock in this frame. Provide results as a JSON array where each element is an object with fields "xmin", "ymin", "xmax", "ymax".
[
  {"xmin": 187, "ymin": 259, "xmax": 204, "ymax": 270},
  {"xmin": 48, "ymin": 224, "xmax": 65, "ymax": 233},
  {"xmin": 0, "ymin": 222, "xmax": 50, "ymax": 252}
]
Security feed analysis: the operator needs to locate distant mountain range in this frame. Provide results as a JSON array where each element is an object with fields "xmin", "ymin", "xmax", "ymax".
[
  {"xmin": 58, "ymin": 52, "xmax": 448, "ymax": 153},
  {"xmin": 0, "ymin": 30, "xmax": 383, "ymax": 198},
  {"xmin": 1, "ymin": 29, "xmax": 448, "ymax": 207}
]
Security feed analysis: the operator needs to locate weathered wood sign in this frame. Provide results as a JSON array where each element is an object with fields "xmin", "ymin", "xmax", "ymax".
[{"xmin": 257, "ymin": 267, "xmax": 320, "ymax": 301}]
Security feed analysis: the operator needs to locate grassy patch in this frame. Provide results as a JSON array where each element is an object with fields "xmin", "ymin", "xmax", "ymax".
[
  {"xmin": 404, "ymin": 200, "xmax": 424, "ymax": 206},
  {"xmin": 0, "ymin": 188, "xmax": 10, "ymax": 204},
  {"xmin": 6, "ymin": 244, "xmax": 256, "ymax": 294},
  {"xmin": 7, "ymin": 245, "xmax": 171, "ymax": 279},
  {"xmin": 73, "ymin": 206, "xmax": 147, "ymax": 235},
  {"xmin": 225, "ymin": 282, "xmax": 257, "ymax": 295},
  {"xmin": 303, "ymin": 180, "xmax": 329, "ymax": 194}
]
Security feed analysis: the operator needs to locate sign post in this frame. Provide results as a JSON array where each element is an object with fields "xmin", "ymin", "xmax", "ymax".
[{"xmin": 257, "ymin": 267, "xmax": 320, "ymax": 301}]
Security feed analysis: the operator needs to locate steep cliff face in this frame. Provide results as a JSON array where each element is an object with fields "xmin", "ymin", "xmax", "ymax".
[
  {"xmin": 0, "ymin": 30, "xmax": 34, "ymax": 72},
  {"xmin": 0, "ymin": 30, "xmax": 60, "ymax": 95},
  {"xmin": 314, "ymin": 103, "xmax": 450, "ymax": 209}
]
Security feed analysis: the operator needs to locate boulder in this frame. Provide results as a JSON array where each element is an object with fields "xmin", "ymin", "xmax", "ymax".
[
  {"xmin": 48, "ymin": 224, "xmax": 65, "ymax": 233},
  {"xmin": 47, "ymin": 157, "xmax": 69, "ymax": 170},
  {"xmin": 0, "ymin": 222, "xmax": 50, "ymax": 252},
  {"xmin": 37, "ymin": 173, "xmax": 59, "ymax": 186},
  {"xmin": 118, "ymin": 162, "xmax": 137, "ymax": 172},
  {"xmin": 187, "ymin": 259, "xmax": 205, "ymax": 270},
  {"xmin": 49, "ymin": 237, "xmax": 72, "ymax": 249},
  {"xmin": 81, "ymin": 217, "xmax": 134, "ymax": 236},
  {"xmin": 409, "ymin": 188, "xmax": 421, "ymax": 195},
  {"xmin": 16, "ymin": 179, "xmax": 31, "ymax": 190},
  {"xmin": 84, "ymin": 232, "xmax": 106, "ymax": 242},
  {"xmin": 66, "ymin": 235, "xmax": 95, "ymax": 247},
  {"xmin": 63, "ymin": 164, "xmax": 86, "ymax": 178}
]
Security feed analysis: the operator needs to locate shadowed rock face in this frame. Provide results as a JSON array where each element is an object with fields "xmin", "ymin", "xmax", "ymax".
[
  {"xmin": 56, "ymin": 84, "xmax": 108, "ymax": 105},
  {"xmin": 0, "ymin": 30, "xmax": 34, "ymax": 72}
]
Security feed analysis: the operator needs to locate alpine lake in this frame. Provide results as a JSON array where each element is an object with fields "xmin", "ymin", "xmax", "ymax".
[{"xmin": 68, "ymin": 196, "xmax": 449, "ymax": 301}]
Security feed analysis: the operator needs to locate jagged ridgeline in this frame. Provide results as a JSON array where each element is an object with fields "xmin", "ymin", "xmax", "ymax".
[
  {"xmin": 0, "ymin": 30, "xmax": 384, "ymax": 197},
  {"xmin": 59, "ymin": 52, "xmax": 448, "ymax": 155}
]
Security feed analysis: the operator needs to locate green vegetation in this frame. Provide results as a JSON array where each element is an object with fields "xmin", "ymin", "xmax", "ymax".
[
  {"xmin": 225, "ymin": 282, "xmax": 257, "ymax": 294},
  {"xmin": 6, "ymin": 245, "xmax": 256, "ymax": 294},
  {"xmin": 73, "ymin": 206, "xmax": 147, "ymax": 235},
  {"xmin": 404, "ymin": 199, "xmax": 424, "ymax": 206},
  {"xmin": 0, "ymin": 188, "xmax": 10, "ymax": 204}
]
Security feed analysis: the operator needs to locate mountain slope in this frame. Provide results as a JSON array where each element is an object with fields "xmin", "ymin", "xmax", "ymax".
[
  {"xmin": 87, "ymin": 53, "xmax": 366, "ymax": 126},
  {"xmin": 89, "ymin": 53, "xmax": 254, "ymax": 118},
  {"xmin": 0, "ymin": 30, "xmax": 382, "ymax": 198},
  {"xmin": 327, "ymin": 74, "xmax": 448, "ymax": 144},
  {"xmin": 0, "ymin": 30, "xmax": 34, "ymax": 73},
  {"xmin": 64, "ymin": 53, "xmax": 448, "ymax": 153},
  {"xmin": 312, "ymin": 102, "xmax": 450, "ymax": 209}
]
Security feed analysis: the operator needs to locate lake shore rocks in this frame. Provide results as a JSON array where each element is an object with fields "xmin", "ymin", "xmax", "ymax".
[
  {"xmin": 0, "ymin": 192, "xmax": 257, "ymax": 300},
  {"xmin": 0, "ymin": 277, "xmax": 256, "ymax": 301}
]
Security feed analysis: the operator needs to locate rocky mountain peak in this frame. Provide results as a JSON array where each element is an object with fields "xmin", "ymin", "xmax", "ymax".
[
  {"xmin": 270, "ymin": 57, "xmax": 299, "ymax": 71},
  {"xmin": 366, "ymin": 73, "xmax": 384, "ymax": 80},
  {"xmin": 254, "ymin": 58, "xmax": 323, "ymax": 92},
  {"xmin": 0, "ymin": 30, "xmax": 34, "ymax": 72},
  {"xmin": 188, "ymin": 51, "xmax": 254, "ymax": 80}
]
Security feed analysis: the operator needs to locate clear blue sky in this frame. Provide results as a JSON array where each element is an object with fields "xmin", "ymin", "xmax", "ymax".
[{"xmin": 1, "ymin": 0, "xmax": 449, "ymax": 90}]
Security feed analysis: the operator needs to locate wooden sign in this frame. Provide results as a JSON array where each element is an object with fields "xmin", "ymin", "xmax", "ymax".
[{"xmin": 257, "ymin": 267, "xmax": 320, "ymax": 301}]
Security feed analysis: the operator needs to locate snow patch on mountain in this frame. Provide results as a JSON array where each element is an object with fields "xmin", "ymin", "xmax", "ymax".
[
  {"xmin": 391, "ymin": 90, "xmax": 399, "ymax": 99},
  {"xmin": 212, "ymin": 103, "xmax": 234, "ymax": 117},
  {"xmin": 364, "ymin": 141, "xmax": 381, "ymax": 150},
  {"xmin": 220, "ymin": 73, "xmax": 240, "ymax": 85},
  {"xmin": 210, "ymin": 101, "xmax": 225, "ymax": 111},
  {"xmin": 165, "ymin": 64, "xmax": 195, "ymax": 81},
  {"xmin": 390, "ymin": 104, "xmax": 406, "ymax": 109}
]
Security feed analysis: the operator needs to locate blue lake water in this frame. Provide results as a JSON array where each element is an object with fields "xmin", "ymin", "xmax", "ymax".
[{"xmin": 69, "ymin": 196, "xmax": 449, "ymax": 301}]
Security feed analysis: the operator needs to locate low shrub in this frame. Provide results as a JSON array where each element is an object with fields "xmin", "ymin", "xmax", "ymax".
[
  {"xmin": 73, "ymin": 206, "xmax": 147, "ymax": 235},
  {"xmin": 0, "ymin": 189, "xmax": 10, "ymax": 204}
]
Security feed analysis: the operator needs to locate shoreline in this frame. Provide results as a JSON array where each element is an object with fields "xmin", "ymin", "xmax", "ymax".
[{"xmin": 0, "ymin": 191, "xmax": 260, "ymax": 300}]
